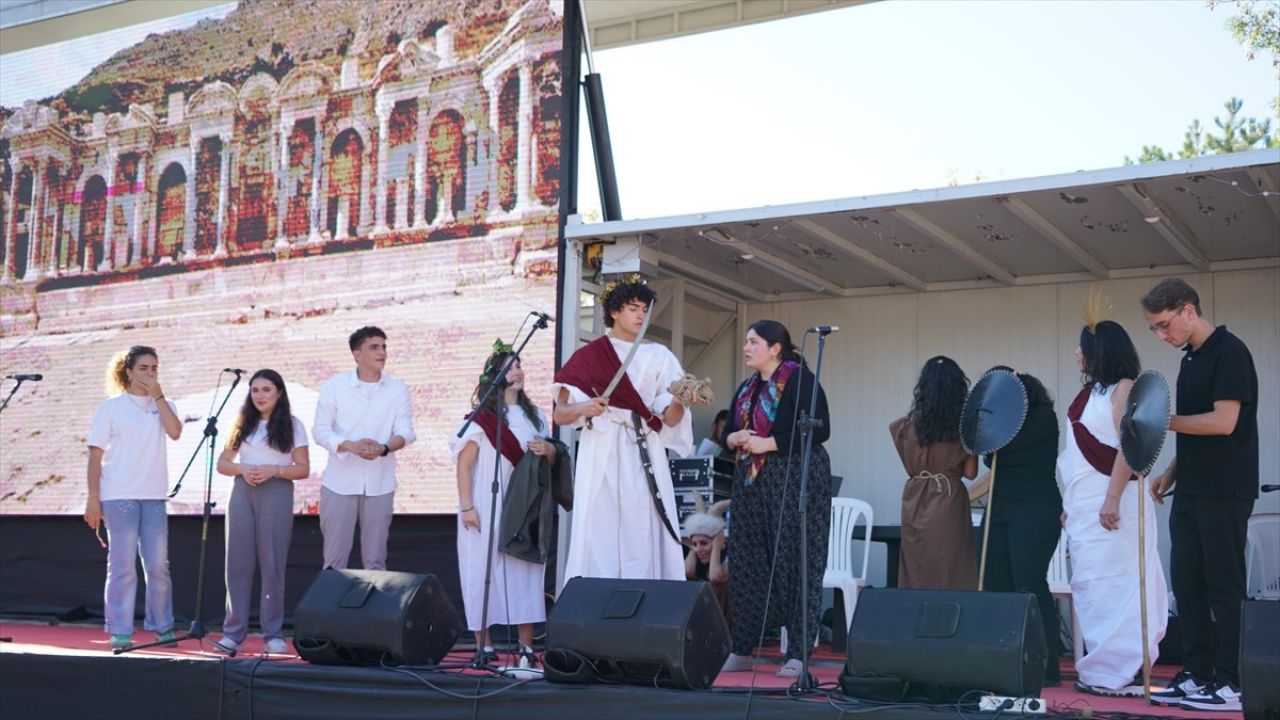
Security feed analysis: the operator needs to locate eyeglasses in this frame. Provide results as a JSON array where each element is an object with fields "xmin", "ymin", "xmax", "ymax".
[{"xmin": 1148, "ymin": 305, "xmax": 1185, "ymax": 334}]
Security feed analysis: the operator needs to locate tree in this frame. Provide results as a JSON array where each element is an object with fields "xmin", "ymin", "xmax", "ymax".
[{"xmin": 1126, "ymin": 1, "xmax": 1279, "ymax": 164}]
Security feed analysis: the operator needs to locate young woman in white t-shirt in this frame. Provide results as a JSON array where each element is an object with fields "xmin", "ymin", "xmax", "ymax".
[
  {"xmin": 211, "ymin": 369, "xmax": 310, "ymax": 656},
  {"xmin": 83, "ymin": 345, "xmax": 183, "ymax": 650}
]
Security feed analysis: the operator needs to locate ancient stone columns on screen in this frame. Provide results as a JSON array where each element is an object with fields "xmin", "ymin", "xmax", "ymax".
[{"xmin": 0, "ymin": 0, "xmax": 562, "ymax": 285}]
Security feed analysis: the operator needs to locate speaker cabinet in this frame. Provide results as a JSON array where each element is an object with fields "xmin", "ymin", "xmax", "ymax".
[
  {"xmin": 544, "ymin": 577, "xmax": 730, "ymax": 689},
  {"xmin": 293, "ymin": 569, "xmax": 462, "ymax": 666},
  {"xmin": 847, "ymin": 588, "xmax": 1047, "ymax": 697},
  {"xmin": 1242, "ymin": 600, "xmax": 1280, "ymax": 720}
]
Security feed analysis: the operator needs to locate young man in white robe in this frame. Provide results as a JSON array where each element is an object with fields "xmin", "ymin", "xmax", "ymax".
[{"xmin": 552, "ymin": 279, "xmax": 694, "ymax": 581}]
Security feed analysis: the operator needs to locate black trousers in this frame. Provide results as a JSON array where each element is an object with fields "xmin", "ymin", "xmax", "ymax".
[
  {"xmin": 1169, "ymin": 494, "xmax": 1254, "ymax": 686},
  {"xmin": 727, "ymin": 448, "xmax": 832, "ymax": 659},
  {"xmin": 981, "ymin": 505, "xmax": 1062, "ymax": 682}
]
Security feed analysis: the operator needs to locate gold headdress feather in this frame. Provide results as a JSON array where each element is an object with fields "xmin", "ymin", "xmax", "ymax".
[
  {"xmin": 1083, "ymin": 287, "xmax": 1113, "ymax": 333},
  {"xmin": 599, "ymin": 273, "xmax": 644, "ymax": 307}
]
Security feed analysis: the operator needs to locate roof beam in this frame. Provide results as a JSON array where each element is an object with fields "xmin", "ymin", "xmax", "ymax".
[
  {"xmin": 999, "ymin": 197, "xmax": 1109, "ymax": 278},
  {"xmin": 654, "ymin": 251, "xmax": 767, "ymax": 302},
  {"xmin": 743, "ymin": 244, "xmax": 843, "ymax": 295},
  {"xmin": 1245, "ymin": 168, "xmax": 1280, "ymax": 221},
  {"xmin": 892, "ymin": 208, "xmax": 1017, "ymax": 285},
  {"xmin": 792, "ymin": 218, "xmax": 927, "ymax": 290},
  {"xmin": 1117, "ymin": 183, "xmax": 1210, "ymax": 271}
]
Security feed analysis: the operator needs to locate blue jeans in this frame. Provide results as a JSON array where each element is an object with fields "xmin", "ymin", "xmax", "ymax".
[{"xmin": 102, "ymin": 499, "xmax": 174, "ymax": 636}]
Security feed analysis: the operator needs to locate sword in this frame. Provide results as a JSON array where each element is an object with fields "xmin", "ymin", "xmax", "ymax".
[{"xmin": 587, "ymin": 307, "xmax": 653, "ymax": 429}]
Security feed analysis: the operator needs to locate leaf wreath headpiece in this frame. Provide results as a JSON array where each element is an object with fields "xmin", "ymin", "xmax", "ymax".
[
  {"xmin": 599, "ymin": 272, "xmax": 645, "ymax": 308},
  {"xmin": 1082, "ymin": 286, "xmax": 1113, "ymax": 334},
  {"xmin": 479, "ymin": 338, "xmax": 515, "ymax": 385}
]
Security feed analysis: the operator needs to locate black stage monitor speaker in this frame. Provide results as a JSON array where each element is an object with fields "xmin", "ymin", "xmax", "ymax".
[
  {"xmin": 1242, "ymin": 600, "xmax": 1280, "ymax": 720},
  {"xmin": 846, "ymin": 588, "xmax": 1047, "ymax": 698},
  {"xmin": 293, "ymin": 569, "xmax": 462, "ymax": 666},
  {"xmin": 544, "ymin": 577, "xmax": 730, "ymax": 689}
]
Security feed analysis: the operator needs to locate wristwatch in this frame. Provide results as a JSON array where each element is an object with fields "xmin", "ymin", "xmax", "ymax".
[{"xmin": 380, "ymin": 444, "xmax": 390, "ymax": 457}]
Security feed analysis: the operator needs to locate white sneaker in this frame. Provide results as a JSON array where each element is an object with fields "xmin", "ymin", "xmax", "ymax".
[
  {"xmin": 1150, "ymin": 669, "xmax": 1207, "ymax": 705},
  {"xmin": 1178, "ymin": 683, "xmax": 1242, "ymax": 712},
  {"xmin": 211, "ymin": 636, "xmax": 239, "ymax": 656},
  {"xmin": 265, "ymin": 638, "xmax": 289, "ymax": 655}
]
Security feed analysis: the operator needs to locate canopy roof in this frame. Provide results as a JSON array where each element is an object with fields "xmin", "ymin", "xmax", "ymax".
[{"xmin": 566, "ymin": 149, "xmax": 1280, "ymax": 303}]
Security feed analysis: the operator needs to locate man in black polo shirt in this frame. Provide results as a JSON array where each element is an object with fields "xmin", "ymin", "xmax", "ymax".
[{"xmin": 1141, "ymin": 278, "xmax": 1257, "ymax": 713}]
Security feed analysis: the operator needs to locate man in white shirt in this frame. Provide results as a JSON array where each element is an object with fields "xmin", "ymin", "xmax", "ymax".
[{"xmin": 312, "ymin": 326, "xmax": 416, "ymax": 570}]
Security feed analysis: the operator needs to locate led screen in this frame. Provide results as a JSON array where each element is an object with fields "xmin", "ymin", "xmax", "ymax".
[{"xmin": 0, "ymin": 0, "xmax": 565, "ymax": 515}]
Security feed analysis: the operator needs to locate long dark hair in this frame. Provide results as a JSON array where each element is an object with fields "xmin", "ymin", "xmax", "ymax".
[
  {"xmin": 990, "ymin": 365, "xmax": 1053, "ymax": 409},
  {"xmin": 748, "ymin": 319, "xmax": 807, "ymax": 368},
  {"xmin": 910, "ymin": 356, "xmax": 968, "ymax": 445},
  {"xmin": 1079, "ymin": 320, "xmax": 1140, "ymax": 388},
  {"xmin": 473, "ymin": 352, "xmax": 543, "ymax": 431},
  {"xmin": 228, "ymin": 369, "xmax": 295, "ymax": 453}
]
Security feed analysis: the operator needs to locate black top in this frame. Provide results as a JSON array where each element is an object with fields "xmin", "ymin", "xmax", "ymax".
[
  {"xmin": 984, "ymin": 401, "xmax": 1062, "ymax": 520},
  {"xmin": 721, "ymin": 364, "xmax": 830, "ymax": 457},
  {"xmin": 1175, "ymin": 325, "xmax": 1259, "ymax": 499}
]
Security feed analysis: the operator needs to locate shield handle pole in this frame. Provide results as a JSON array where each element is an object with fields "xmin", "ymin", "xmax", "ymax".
[
  {"xmin": 1138, "ymin": 473, "xmax": 1153, "ymax": 702},
  {"xmin": 978, "ymin": 452, "xmax": 998, "ymax": 591}
]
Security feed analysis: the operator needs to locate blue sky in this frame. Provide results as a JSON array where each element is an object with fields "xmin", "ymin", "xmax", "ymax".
[{"xmin": 2, "ymin": 0, "xmax": 1276, "ymax": 221}]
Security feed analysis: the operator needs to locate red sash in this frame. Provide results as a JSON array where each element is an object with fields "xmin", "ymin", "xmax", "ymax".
[
  {"xmin": 554, "ymin": 335, "xmax": 663, "ymax": 433},
  {"xmin": 1068, "ymin": 385, "xmax": 1120, "ymax": 477},
  {"xmin": 468, "ymin": 410, "xmax": 526, "ymax": 467}
]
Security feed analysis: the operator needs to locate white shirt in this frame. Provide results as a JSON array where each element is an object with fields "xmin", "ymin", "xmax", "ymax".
[
  {"xmin": 312, "ymin": 370, "xmax": 416, "ymax": 496},
  {"xmin": 88, "ymin": 393, "xmax": 179, "ymax": 501},
  {"xmin": 234, "ymin": 415, "xmax": 309, "ymax": 467}
]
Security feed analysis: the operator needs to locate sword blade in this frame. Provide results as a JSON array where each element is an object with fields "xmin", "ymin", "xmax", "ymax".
[{"xmin": 601, "ymin": 306, "xmax": 653, "ymax": 399}]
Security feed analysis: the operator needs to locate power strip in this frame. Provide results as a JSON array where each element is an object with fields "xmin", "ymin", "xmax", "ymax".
[{"xmin": 979, "ymin": 696, "xmax": 1047, "ymax": 714}]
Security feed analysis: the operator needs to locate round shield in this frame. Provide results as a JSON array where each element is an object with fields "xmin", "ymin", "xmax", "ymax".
[
  {"xmin": 960, "ymin": 369, "xmax": 1029, "ymax": 456},
  {"xmin": 1120, "ymin": 370, "xmax": 1171, "ymax": 477}
]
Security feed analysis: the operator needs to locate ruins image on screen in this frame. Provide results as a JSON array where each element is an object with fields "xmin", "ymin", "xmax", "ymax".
[{"xmin": 0, "ymin": 0, "xmax": 565, "ymax": 514}]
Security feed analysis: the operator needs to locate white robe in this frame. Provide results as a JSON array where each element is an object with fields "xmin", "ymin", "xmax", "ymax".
[
  {"xmin": 553, "ymin": 338, "xmax": 693, "ymax": 581},
  {"xmin": 450, "ymin": 406, "xmax": 549, "ymax": 630},
  {"xmin": 1058, "ymin": 383, "xmax": 1168, "ymax": 689}
]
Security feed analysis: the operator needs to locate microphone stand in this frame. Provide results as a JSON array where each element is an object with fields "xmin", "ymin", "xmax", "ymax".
[
  {"xmin": 0, "ymin": 378, "xmax": 29, "ymax": 414},
  {"xmin": 456, "ymin": 313, "xmax": 550, "ymax": 670},
  {"xmin": 789, "ymin": 329, "xmax": 831, "ymax": 695},
  {"xmin": 118, "ymin": 370, "xmax": 243, "ymax": 654}
]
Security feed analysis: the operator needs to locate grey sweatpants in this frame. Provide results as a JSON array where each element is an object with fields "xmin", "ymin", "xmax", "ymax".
[
  {"xmin": 319, "ymin": 486, "xmax": 394, "ymax": 570},
  {"xmin": 222, "ymin": 476, "xmax": 294, "ymax": 643}
]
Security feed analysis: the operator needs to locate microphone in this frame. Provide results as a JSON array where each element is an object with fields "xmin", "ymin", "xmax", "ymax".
[
  {"xmin": 1262, "ymin": 484, "xmax": 1280, "ymax": 493},
  {"xmin": 532, "ymin": 311, "xmax": 555, "ymax": 323},
  {"xmin": 4, "ymin": 373, "xmax": 42, "ymax": 381},
  {"xmin": 223, "ymin": 368, "xmax": 246, "ymax": 375},
  {"xmin": 807, "ymin": 325, "xmax": 840, "ymax": 334}
]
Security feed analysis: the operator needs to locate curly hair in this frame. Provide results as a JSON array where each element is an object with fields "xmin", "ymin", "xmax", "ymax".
[
  {"xmin": 601, "ymin": 280, "xmax": 656, "ymax": 328},
  {"xmin": 227, "ymin": 369, "xmax": 295, "ymax": 453},
  {"xmin": 909, "ymin": 356, "xmax": 969, "ymax": 446},
  {"xmin": 1079, "ymin": 320, "xmax": 1140, "ymax": 388},
  {"xmin": 104, "ymin": 345, "xmax": 157, "ymax": 396},
  {"xmin": 473, "ymin": 352, "xmax": 543, "ymax": 431}
]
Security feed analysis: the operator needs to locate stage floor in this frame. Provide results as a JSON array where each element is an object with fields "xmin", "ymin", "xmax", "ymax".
[{"xmin": 0, "ymin": 620, "xmax": 1237, "ymax": 720}]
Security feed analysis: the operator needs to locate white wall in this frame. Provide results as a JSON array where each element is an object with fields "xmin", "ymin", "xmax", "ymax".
[{"xmin": 731, "ymin": 269, "xmax": 1280, "ymax": 586}]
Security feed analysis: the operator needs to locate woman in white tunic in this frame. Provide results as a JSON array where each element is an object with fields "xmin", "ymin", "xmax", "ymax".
[
  {"xmin": 1058, "ymin": 315, "xmax": 1167, "ymax": 696},
  {"xmin": 453, "ymin": 348, "xmax": 555, "ymax": 665},
  {"xmin": 553, "ymin": 279, "xmax": 693, "ymax": 581}
]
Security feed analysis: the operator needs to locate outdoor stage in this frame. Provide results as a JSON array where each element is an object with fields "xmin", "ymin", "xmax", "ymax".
[{"xmin": 0, "ymin": 620, "xmax": 1234, "ymax": 720}]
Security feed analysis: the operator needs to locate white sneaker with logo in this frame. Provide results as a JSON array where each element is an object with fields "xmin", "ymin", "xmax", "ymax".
[
  {"xmin": 1150, "ymin": 670, "xmax": 1206, "ymax": 706},
  {"xmin": 1178, "ymin": 683, "xmax": 1242, "ymax": 712}
]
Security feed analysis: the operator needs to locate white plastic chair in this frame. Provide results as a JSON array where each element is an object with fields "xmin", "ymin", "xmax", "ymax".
[
  {"xmin": 1246, "ymin": 513, "xmax": 1280, "ymax": 601},
  {"xmin": 1047, "ymin": 534, "xmax": 1084, "ymax": 664},
  {"xmin": 824, "ymin": 497, "xmax": 874, "ymax": 639}
]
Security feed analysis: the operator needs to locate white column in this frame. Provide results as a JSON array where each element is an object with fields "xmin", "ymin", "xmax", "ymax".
[
  {"xmin": 145, "ymin": 157, "xmax": 158, "ymax": 259},
  {"xmin": 373, "ymin": 104, "xmax": 391, "ymax": 235},
  {"xmin": 413, "ymin": 100, "xmax": 428, "ymax": 228},
  {"xmin": 516, "ymin": 62, "xmax": 533, "ymax": 210},
  {"xmin": 1, "ymin": 160, "xmax": 18, "ymax": 282},
  {"xmin": 24, "ymin": 157, "xmax": 46, "ymax": 280},
  {"xmin": 99, "ymin": 155, "xmax": 116, "ymax": 271},
  {"xmin": 131, "ymin": 152, "xmax": 149, "ymax": 264},
  {"xmin": 308, "ymin": 121, "xmax": 324, "ymax": 242},
  {"xmin": 274, "ymin": 117, "xmax": 294, "ymax": 248},
  {"xmin": 214, "ymin": 133, "xmax": 231, "ymax": 256},
  {"xmin": 183, "ymin": 140, "xmax": 198, "ymax": 259},
  {"xmin": 357, "ymin": 141, "xmax": 371, "ymax": 234}
]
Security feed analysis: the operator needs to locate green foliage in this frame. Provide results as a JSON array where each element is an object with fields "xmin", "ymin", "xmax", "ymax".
[{"xmin": 1125, "ymin": 97, "xmax": 1276, "ymax": 165}]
